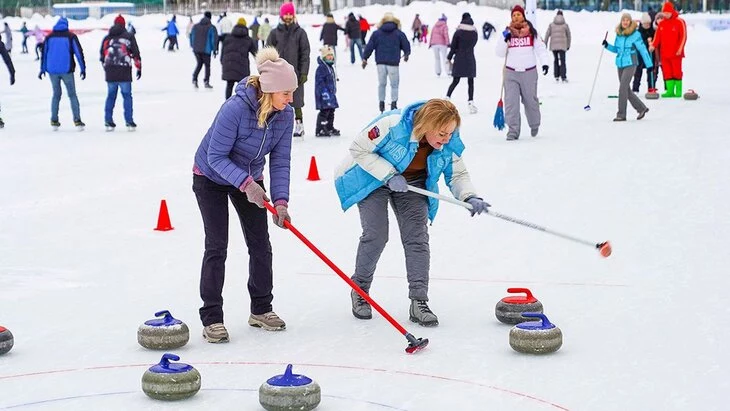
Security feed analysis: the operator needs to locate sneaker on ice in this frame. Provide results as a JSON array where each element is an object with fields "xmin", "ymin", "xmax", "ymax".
[
  {"xmin": 351, "ymin": 289, "xmax": 372, "ymax": 320},
  {"xmin": 293, "ymin": 119, "xmax": 304, "ymax": 137},
  {"xmin": 248, "ymin": 311, "xmax": 286, "ymax": 331},
  {"xmin": 105, "ymin": 121, "xmax": 116, "ymax": 131},
  {"xmin": 202, "ymin": 323, "xmax": 229, "ymax": 343},
  {"xmin": 51, "ymin": 120, "xmax": 61, "ymax": 130},
  {"xmin": 74, "ymin": 119, "xmax": 85, "ymax": 129},
  {"xmin": 409, "ymin": 300, "xmax": 439, "ymax": 327},
  {"xmin": 126, "ymin": 121, "xmax": 137, "ymax": 131}
]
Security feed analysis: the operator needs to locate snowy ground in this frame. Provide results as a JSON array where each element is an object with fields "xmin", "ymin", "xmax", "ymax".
[{"xmin": 1, "ymin": 3, "xmax": 729, "ymax": 410}]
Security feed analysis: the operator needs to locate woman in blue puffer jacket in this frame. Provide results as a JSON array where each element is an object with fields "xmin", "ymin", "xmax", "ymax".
[
  {"xmin": 603, "ymin": 13, "xmax": 653, "ymax": 122},
  {"xmin": 192, "ymin": 47, "xmax": 297, "ymax": 343}
]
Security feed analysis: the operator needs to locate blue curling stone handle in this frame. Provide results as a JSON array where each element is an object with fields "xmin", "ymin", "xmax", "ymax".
[
  {"xmin": 144, "ymin": 310, "xmax": 183, "ymax": 327},
  {"xmin": 515, "ymin": 312, "xmax": 556, "ymax": 330},
  {"xmin": 149, "ymin": 353, "xmax": 194, "ymax": 374},
  {"xmin": 267, "ymin": 364, "xmax": 313, "ymax": 387}
]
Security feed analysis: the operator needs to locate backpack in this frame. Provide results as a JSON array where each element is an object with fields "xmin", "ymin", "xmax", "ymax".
[{"xmin": 103, "ymin": 36, "xmax": 133, "ymax": 68}]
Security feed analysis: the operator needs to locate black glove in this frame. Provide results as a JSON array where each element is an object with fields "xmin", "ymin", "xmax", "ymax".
[
  {"xmin": 80, "ymin": 71, "xmax": 86, "ymax": 80},
  {"xmin": 542, "ymin": 65, "xmax": 548, "ymax": 76},
  {"xmin": 504, "ymin": 32, "xmax": 512, "ymax": 42},
  {"xmin": 361, "ymin": 60, "xmax": 367, "ymax": 69},
  {"xmin": 38, "ymin": 72, "xmax": 45, "ymax": 80},
  {"xmin": 602, "ymin": 39, "xmax": 608, "ymax": 47},
  {"xmin": 403, "ymin": 54, "xmax": 409, "ymax": 62},
  {"xmin": 299, "ymin": 74, "xmax": 307, "ymax": 85},
  {"xmin": 136, "ymin": 69, "xmax": 142, "ymax": 80},
  {"xmin": 9, "ymin": 73, "xmax": 14, "ymax": 85},
  {"xmin": 212, "ymin": 50, "xmax": 218, "ymax": 58}
]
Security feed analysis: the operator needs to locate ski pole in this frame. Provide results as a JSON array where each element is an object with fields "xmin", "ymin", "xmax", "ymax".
[
  {"xmin": 584, "ymin": 31, "xmax": 609, "ymax": 111},
  {"xmin": 263, "ymin": 202, "xmax": 429, "ymax": 354},
  {"xmin": 406, "ymin": 185, "xmax": 612, "ymax": 258}
]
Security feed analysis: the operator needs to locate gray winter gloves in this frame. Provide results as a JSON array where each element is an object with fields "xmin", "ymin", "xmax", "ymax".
[
  {"xmin": 466, "ymin": 197, "xmax": 491, "ymax": 217},
  {"xmin": 272, "ymin": 204, "xmax": 290, "ymax": 229},
  {"xmin": 386, "ymin": 175, "xmax": 408, "ymax": 192},
  {"xmin": 242, "ymin": 178, "xmax": 270, "ymax": 207}
]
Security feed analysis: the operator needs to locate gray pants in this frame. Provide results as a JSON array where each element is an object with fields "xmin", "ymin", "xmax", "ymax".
[
  {"xmin": 617, "ymin": 65, "xmax": 647, "ymax": 119},
  {"xmin": 504, "ymin": 68, "xmax": 540, "ymax": 139},
  {"xmin": 377, "ymin": 64, "xmax": 400, "ymax": 103},
  {"xmin": 352, "ymin": 178, "xmax": 430, "ymax": 300}
]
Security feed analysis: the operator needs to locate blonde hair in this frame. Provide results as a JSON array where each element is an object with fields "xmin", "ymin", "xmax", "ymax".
[
  {"xmin": 245, "ymin": 76, "xmax": 275, "ymax": 128},
  {"xmin": 412, "ymin": 99, "xmax": 461, "ymax": 140}
]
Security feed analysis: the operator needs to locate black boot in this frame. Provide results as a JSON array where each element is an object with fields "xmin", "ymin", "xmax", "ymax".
[
  {"xmin": 379, "ymin": 101, "xmax": 385, "ymax": 113},
  {"xmin": 391, "ymin": 101, "xmax": 397, "ymax": 110}
]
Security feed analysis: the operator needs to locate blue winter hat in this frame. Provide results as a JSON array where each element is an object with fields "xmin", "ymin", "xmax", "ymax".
[{"xmin": 439, "ymin": 14, "xmax": 447, "ymax": 21}]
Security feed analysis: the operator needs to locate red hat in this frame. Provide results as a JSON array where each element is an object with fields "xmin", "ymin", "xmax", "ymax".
[
  {"xmin": 114, "ymin": 14, "xmax": 125, "ymax": 26},
  {"xmin": 511, "ymin": 5, "xmax": 525, "ymax": 16},
  {"xmin": 280, "ymin": 2, "xmax": 295, "ymax": 17}
]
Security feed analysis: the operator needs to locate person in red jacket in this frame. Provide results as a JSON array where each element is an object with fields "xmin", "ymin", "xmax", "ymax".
[
  {"xmin": 650, "ymin": 1, "xmax": 686, "ymax": 98},
  {"xmin": 359, "ymin": 15, "xmax": 370, "ymax": 43}
]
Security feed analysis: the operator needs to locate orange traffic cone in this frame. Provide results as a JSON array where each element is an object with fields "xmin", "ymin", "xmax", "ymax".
[
  {"xmin": 154, "ymin": 199, "xmax": 174, "ymax": 231},
  {"xmin": 307, "ymin": 156, "xmax": 320, "ymax": 181}
]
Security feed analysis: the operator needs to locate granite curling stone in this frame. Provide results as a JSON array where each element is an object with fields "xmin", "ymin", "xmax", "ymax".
[
  {"xmin": 683, "ymin": 89, "xmax": 699, "ymax": 100},
  {"xmin": 142, "ymin": 353, "xmax": 201, "ymax": 401},
  {"xmin": 259, "ymin": 364, "xmax": 321, "ymax": 411},
  {"xmin": 138, "ymin": 310, "xmax": 189, "ymax": 349},
  {"xmin": 509, "ymin": 312, "xmax": 563, "ymax": 354},
  {"xmin": 0, "ymin": 326, "xmax": 13, "ymax": 355},
  {"xmin": 645, "ymin": 90, "xmax": 660, "ymax": 100},
  {"xmin": 495, "ymin": 288, "xmax": 544, "ymax": 325}
]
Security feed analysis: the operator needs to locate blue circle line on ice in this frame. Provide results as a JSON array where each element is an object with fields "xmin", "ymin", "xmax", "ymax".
[
  {"xmin": 0, "ymin": 361, "xmax": 570, "ymax": 410},
  {"xmin": 0, "ymin": 389, "xmax": 407, "ymax": 410},
  {"xmin": 298, "ymin": 271, "xmax": 628, "ymax": 288}
]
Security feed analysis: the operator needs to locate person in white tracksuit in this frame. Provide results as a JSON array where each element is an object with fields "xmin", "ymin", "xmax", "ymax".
[{"xmin": 496, "ymin": 4, "xmax": 550, "ymax": 141}]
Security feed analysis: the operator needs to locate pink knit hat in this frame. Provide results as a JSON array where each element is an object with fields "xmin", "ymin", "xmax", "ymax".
[
  {"xmin": 256, "ymin": 47, "xmax": 298, "ymax": 93},
  {"xmin": 280, "ymin": 2, "xmax": 295, "ymax": 17}
]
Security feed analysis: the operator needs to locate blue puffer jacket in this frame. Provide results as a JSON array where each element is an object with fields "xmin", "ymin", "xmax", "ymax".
[
  {"xmin": 605, "ymin": 23, "xmax": 653, "ymax": 69},
  {"xmin": 41, "ymin": 18, "xmax": 86, "ymax": 75},
  {"xmin": 334, "ymin": 101, "xmax": 477, "ymax": 222},
  {"xmin": 166, "ymin": 20, "xmax": 179, "ymax": 37},
  {"xmin": 194, "ymin": 79, "xmax": 294, "ymax": 203},
  {"xmin": 363, "ymin": 21, "xmax": 410, "ymax": 66},
  {"xmin": 314, "ymin": 57, "xmax": 338, "ymax": 110}
]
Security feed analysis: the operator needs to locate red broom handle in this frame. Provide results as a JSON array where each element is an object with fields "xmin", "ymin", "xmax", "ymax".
[{"xmin": 263, "ymin": 202, "xmax": 409, "ymax": 336}]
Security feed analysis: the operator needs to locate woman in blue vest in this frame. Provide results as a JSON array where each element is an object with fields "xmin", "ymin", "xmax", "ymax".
[{"xmin": 334, "ymin": 99, "xmax": 490, "ymax": 327}]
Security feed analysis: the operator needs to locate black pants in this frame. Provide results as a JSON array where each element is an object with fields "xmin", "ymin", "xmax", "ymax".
[
  {"xmin": 192, "ymin": 174, "xmax": 274, "ymax": 326},
  {"xmin": 361, "ymin": 30, "xmax": 367, "ymax": 43},
  {"xmin": 193, "ymin": 52, "xmax": 211, "ymax": 83},
  {"xmin": 225, "ymin": 80, "xmax": 237, "ymax": 99},
  {"xmin": 552, "ymin": 50, "xmax": 566, "ymax": 80},
  {"xmin": 316, "ymin": 108, "xmax": 335, "ymax": 133},
  {"xmin": 632, "ymin": 58, "xmax": 655, "ymax": 91},
  {"xmin": 446, "ymin": 77, "xmax": 474, "ymax": 101},
  {"xmin": 167, "ymin": 35, "xmax": 178, "ymax": 51}
]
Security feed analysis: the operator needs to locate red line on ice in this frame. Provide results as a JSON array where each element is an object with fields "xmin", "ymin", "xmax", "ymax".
[{"xmin": 0, "ymin": 361, "xmax": 569, "ymax": 410}]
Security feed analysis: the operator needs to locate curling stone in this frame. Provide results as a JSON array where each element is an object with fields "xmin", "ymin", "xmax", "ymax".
[
  {"xmin": 509, "ymin": 312, "xmax": 563, "ymax": 354},
  {"xmin": 259, "ymin": 364, "xmax": 321, "ymax": 411},
  {"xmin": 142, "ymin": 353, "xmax": 201, "ymax": 401},
  {"xmin": 495, "ymin": 288, "xmax": 543, "ymax": 325},
  {"xmin": 0, "ymin": 326, "xmax": 14, "ymax": 355},
  {"xmin": 683, "ymin": 89, "xmax": 699, "ymax": 100},
  {"xmin": 138, "ymin": 310, "xmax": 189, "ymax": 350},
  {"xmin": 645, "ymin": 90, "xmax": 660, "ymax": 100}
]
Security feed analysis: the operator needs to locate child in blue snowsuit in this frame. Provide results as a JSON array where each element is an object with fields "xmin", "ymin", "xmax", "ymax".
[{"xmin": 314, "ymin": 45, "xmax": 339, "ymax": 137}]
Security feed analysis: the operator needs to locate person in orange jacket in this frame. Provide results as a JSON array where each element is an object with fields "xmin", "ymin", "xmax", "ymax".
[{"xmin": 650, "ymin": 1, "xmax": 686, "ymax": 98}]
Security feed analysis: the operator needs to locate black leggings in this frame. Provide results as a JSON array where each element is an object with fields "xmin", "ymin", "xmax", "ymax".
[
  {"xmin": 446, "ymin": 77, "xmax": 474, "ymax": 101},
  {"xmin": 225, "ymin": 80, "xmax": 237, "ymax": 99}
]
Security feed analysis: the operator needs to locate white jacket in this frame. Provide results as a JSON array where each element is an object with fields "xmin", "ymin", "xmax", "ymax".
[
  {"xmin": 219, "ymin": 17, "xmax": 233, "ymax": 35},
  {"xmin": 496, "ymin": 34, "xmax": 550, "ymax": 71}
]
